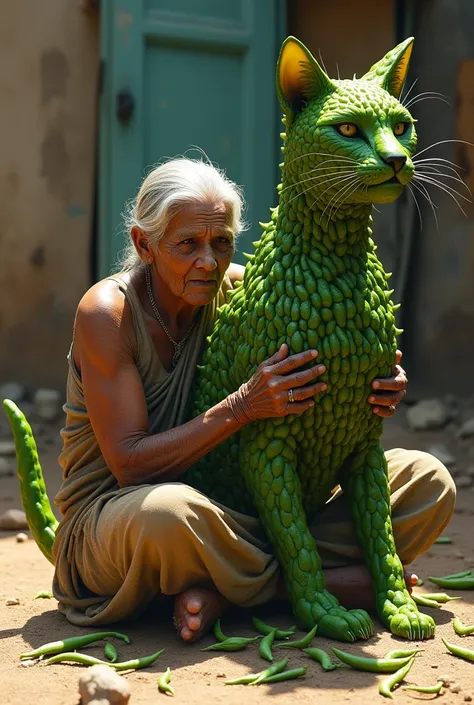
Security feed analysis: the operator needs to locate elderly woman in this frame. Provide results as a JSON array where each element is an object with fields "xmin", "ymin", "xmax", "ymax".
[{"xmin": 53, "ymin": 158, "xmax": 455, "ymax": 642}]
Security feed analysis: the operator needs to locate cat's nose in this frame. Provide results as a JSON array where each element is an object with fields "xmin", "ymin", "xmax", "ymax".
[{"xmin": 383, "ymin": 154, "xmax": 407, "ymax": 173}]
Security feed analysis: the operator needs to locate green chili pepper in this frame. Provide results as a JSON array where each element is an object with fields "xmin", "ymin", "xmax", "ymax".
[
  {"xmin": 411, "ymin": 594, "xmax": 441, "ymax": 609},
  {"xmin": 423, "ymin": 592, "xmax": 461, "ymax": 603},
  {"xmin": 250, "ymin": 658, "xmax": 289, "ymax": 685},
  {"xmin": 259, "ymin": 628, "xmax": 276, "ymax": 662},
  {"xmin": 19, "ymin": 631, "xmax": 131, "ymax": 659},
  {"xmin": 442, "ymin": 570, "xmax": 472, "ymax": 579},
  {"xmin": 453, "ymin": 617, "xmax": 474, "ymax": 636},
  {"xmin": 428, "ymin": 575, "xmax": 474, "ymax": 589},
  {"xmin": 434, "ymin": 536, "xmax": 452, "ymax": 544},
  {"xmin": 303, "ymin": 647, "xmax": 340, "ymax": 671},
  {"xmin": 256, "ymin": 666, "xmax": 307, "ymax": 684},
  {"xmin": 225, "ymin": 670, "xmax": 266, "ymax": 685},
  {"xmin": 104, "ymin": 640, "xmax": 118, "ymax": 663},
  {"xmin": 33, "ymin": 590, "xmax": 54, "ymax": 599},
  {"xmin": 404, "ymin": 681, "xmax": 444, "ymax": 694},
  {"xmin": 46, "ymin": 648, "xmax": 165, "ymax": 671},
  {"xmin": 443, "ymin": 638, "xmax": 474, "ymax": 662},
  {"xmin": 201, "ymin": 636, "xmax": 260, "ymax": 652},
  {"xmin": 158, "ymin": 667, "xmax": 174, "ymax": 696},
  {"xmin": 383, "ymin": 648, "xmax": 423, "ymax": 660},
  {"xmin": 251, "ymin": 617, "xmax": 297, "ymax": 640},
  {"xmin": 276, "ymin": 625, "xmax": 317, "ymax": 649},
  {"xmin": 3, "ymin": 399, "xmax": 58, "ymax": 564},
  {"xmin": 331, "ymin": 648, "xmax": 414, "ymax": 673},
  {"xmin": 379, "ymin": 657, "xmax": 415, "ymax": 699},
  {"xmin": 213, "ymin": 619, "xmax": 229, "ymax": 643}
]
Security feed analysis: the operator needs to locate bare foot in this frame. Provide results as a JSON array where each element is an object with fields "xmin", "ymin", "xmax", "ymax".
[
  {"xmin": 173, "ymin": 587, "xmax": 230, "ymax": 643},
  {"xmin": 323, "ymin": 565, "xmax": 419, "ymax": 610}
]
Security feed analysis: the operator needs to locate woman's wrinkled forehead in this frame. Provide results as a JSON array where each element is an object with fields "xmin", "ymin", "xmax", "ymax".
[{"xmin": 165, "ymin": 201, "xmax": 235, "ymax": 238}]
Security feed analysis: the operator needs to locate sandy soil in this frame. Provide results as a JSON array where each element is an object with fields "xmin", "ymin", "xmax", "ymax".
[{"xmin": 1, "ymin": 418, "xmax": 474, "ymax": 705}]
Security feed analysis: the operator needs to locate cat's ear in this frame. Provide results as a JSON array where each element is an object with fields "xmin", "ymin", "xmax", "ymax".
[
  {"xmin": 277, "ymin": 36, "xmax": 335, "ymax": 126},
  {"xmin": 362, "ymin": 37, "xmax": 414, "ymax": 99}
]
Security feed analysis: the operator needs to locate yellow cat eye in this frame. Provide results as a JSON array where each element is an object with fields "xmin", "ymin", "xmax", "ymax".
[
  {"xmin": 394, "ymin": 122, "xmax": 409, "ymax": 136},
  {"xmin": 336, "ymin": 123, "xmax": 358, "ymax": 138}
]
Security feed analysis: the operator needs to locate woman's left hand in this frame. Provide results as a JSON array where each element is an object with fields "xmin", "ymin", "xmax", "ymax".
[{"xmin": 368, "ymin": 349, "xmax": 407, "ymax": 418}]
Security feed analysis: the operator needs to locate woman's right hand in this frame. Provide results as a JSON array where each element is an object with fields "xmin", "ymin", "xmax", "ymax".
[{"xmin": 227, "ymin": 344, "xmax": 327, "ymax": 424}]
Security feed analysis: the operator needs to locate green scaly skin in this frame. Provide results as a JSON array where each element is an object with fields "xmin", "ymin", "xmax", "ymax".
[
  {"xmin": 1, "ymin": 36, "xmax": 436, "ymax": 643},
  {"xmin": 185, "ymin": 36, "xmax": 435, "ymax": 642}
]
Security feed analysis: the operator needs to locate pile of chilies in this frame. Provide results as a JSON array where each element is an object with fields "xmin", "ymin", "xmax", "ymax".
[{"xmin": 19, "ymin": 569, "xmax": 474, "ymax": 698}]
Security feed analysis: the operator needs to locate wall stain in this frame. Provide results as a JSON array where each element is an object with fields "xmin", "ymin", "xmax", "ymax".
[
  {"xmin": 40, "ymin": 49, "xmax": 69, "ymax": 105},
  {"xmin": 40, "ymin": 128, "xmax": 70, "ymax": 199}
]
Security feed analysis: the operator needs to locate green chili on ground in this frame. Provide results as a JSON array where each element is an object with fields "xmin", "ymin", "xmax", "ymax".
[
  {"xmin": 104, "ymin": 641, "xmax": 118, "ymax": 663},
  {"xmin": 19, "ymin": 631, "xmax": 131, "ymax": 660},
  {"xmin": 256, "ymin": 666, "xmax": 307, "ymax": 684},
  {"xmin": 443, "ymin": 638, "xmax": 474, "ymax": 662},
  {"xmin": 251, "ymin": 617, "xmax": 296, "ymax": 640},
  {"xmin": 276, "ymin": 625, "xmax": 317, "ymax": 649},
  {"xmin": 201, "ymin": 636, "xmax": 260, "ymax": 652},
  {"xmin": 404, "ymin": 681, "xmax": 444, "ymax": 694},
  {"xmin": 453, "ymin": 617, "xmax": 474, "ymax": 636},
  {"xmin": 303, "ymin": 647, "xmax": 340, "ymax": 670},
  {"xmin": 158, "ymin": 667, "xmax": 174, "ymax": 696},
  {"xmin": 250, "ymin": 658, "xmax": 289, "ymax": 685},
  {"xmin": 259, "ymin": 628, "xmax": 276, "ymax": 662},
  {"xmin": 331, "ymin": 648, "xmax": 413, "ymax": 673},
  {"xmin": 379, "ymin": 657, "xmax": 415, "ymax": 699},
  {"xmin": 46, "ymin": 648, "xmax": 165, "ymax": 671},
  {"xmin": 213, "ymin": 619, "xmax": 228, "ymax": 643}
]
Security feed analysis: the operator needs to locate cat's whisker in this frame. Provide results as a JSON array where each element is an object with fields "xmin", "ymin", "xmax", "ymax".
[
  {"xmin": 405, "ymin": 91, "xmax": 451, "ymax": 109},
  {"xmin": 412, "ymin": 156, "xmax": 465, "ymax": 173},
  {"xmin": 318, "ymin": 48, "xmax": 328, "ymax": 75},
  {"xmin": 400, "ymin": 77, "xmax": 419, "ymax": 106},
  {"xmin": 321, "ymin": 176, "xmax": 362, "ymax": 222},
  {"xmin": 315, "ymin": 174, "xmax": 362, "ymax": 206},
  {"xmin": 284, "ymin": 172, "xmax": 358, "ymax": 204},
  {"xmin": 331, "ymin": 179, "xmax": 365, "ymax": 220},
  {"xmin": 411, "ymin": 180, "xmax": 439, "ymax": 232},
  {"xmin": 281, "ymin": 168, "xmax": 357, "ymax": 194},
  {"xmin": 413, "ymin": 139, "xmax": 474, "ymax": 159},
  {"xmin": 406, "ymin": 184, "xmax": 423, "ymax": 232},
  {"xmin": 336, "ymin": 61, "xmax": 341, "ymax": 80},
  {"xmin": 413, "ymin": 175, "xmax": 469, "ymax": 216},
  {"xmin": 413, "ymin": 173, "xmax": 472, "ymax": 204},
  {"xmin": 287, "ymin": 152, "xmax": 359, "ymax": 166},
  {"xmin": 300, "ymin": 162, "xmax": 358, "ymax": 177},
  {"xmin": 318, "ymin": 176, "xmax": 361, "ymax": 217},
  {"xmin": 415, "ymin": 166, "xmax": 472, "ymax": 198},
  {"xmin": 414, "ymin": 161, "xmax": 464, "ymax": 182}
]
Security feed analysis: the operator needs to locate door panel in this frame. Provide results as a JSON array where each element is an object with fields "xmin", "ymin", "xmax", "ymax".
[{"xmin": 99, "ymin": 0, "xmax": 284, "ymax": 277}]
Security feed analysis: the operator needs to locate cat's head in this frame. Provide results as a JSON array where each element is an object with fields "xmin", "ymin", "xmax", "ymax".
[{"xmin": 277, "ymin": 37, "xmax": 417, "ymax": 210}]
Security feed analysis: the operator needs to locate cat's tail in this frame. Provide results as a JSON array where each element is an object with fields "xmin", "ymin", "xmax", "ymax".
[{"xmin": 2, "ymin": 399, "xmax": 58, "ymax": 563}]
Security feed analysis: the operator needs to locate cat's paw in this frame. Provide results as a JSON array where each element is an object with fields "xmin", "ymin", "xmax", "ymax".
[
  {"xmin": 387, "ymin": 606, "xmax": 436, "ymax": 641},
  {"xmin": 317, "ymin": 607, "xmax": 374, "ymax": 642}
]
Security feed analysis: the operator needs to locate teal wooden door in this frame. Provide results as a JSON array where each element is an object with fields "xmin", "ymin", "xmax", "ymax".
[{"xmin": 99, "ymin": 0, "xmax": 285, "ymax": 277}]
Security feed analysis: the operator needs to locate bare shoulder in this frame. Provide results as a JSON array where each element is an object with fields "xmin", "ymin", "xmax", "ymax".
[
  {"xmin": 74, "ymin": 277, "xmax": 135, "ymax": 372},
  {"xmin": 227, "ymin": 262, "xmax": 245, "ymax": 285}
]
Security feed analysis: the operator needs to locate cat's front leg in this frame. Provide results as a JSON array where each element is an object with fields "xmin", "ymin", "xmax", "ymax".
[
  {"xmin": 341, "ymin": 441, "xmax": 436, "ymax": 640},
  {"xmin": 239, "ymin": 419, "xmax": 373, "ymax": 642}
]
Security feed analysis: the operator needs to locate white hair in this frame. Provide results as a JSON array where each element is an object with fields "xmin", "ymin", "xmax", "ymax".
[{"xmin": 118, "ymin": 157, "xmax": 246, "ymax": 271}]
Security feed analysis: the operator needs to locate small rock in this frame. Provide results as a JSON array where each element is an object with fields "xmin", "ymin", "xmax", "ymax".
[
  {"xmin": 0, "ymin": 457, "xmax": 13, "ymax": 478},
  {"xmin": 454, "ymin": 550, "xmax": 465, "ymax": 559},
  {"xmin": 0, "ymin": 440, "xmax": 16, "ymax": 457},
  {"xmin": 33, "ymin": 388, "xmax": 62, "ymax": 422},
  {"xmin": 406, "ymin": 399, "xmax": 450, "ymax": 431},
  {"xmin": 16, "ymin": 532, "xmax": 28, "ymax": 543},
  {"xmin": 20, "ymin": 659, "xmax": 37, "ymax": 667},
  {"xmin": 456, "ymin": 475, "xmax": 472, "ymax": 489},
  {"xmin": 438, "ymin": 674, "xmax": 451, "ymax": 686},
  {"xmin": 464, "ymin": 696, "xmax": 472, "ymax": 702},
  {"xmin": 427, "ymin": 444, "xmax": 456, "ymax": 467},
  {"xmin": 6, "ymin": 597, "xmax": 20, "ymax": 606},
  {"xmin": 216, "ymin": 673, "xmax": 227, "ymax": 678},
  {"xmin": 452, "ymin": 684, "xmax": 462, "ymax": 694},
  {"xmin": 0, "ymin": 509, "xmax": 28, "ymax": 530},
  {"xmin": 0, "ymin": 382, "xmax": 27, "ymax": 404},
  {"xmin": 78, "ymin": 664, "xmax": 131, "ymax": 705},
  {"xmin": 458, "ymin": 417, "xmax": 474, "ymax": 439}
]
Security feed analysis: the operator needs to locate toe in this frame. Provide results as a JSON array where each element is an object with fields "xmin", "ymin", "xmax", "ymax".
[{"xmin": 186, "ymin": 613, "xmax": 202, "ymax": 632}]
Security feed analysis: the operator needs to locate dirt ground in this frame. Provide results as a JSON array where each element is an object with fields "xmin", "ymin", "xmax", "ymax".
[{"xmin": 1, "ymin": 415, "xmax": 474, "ymax": 705}]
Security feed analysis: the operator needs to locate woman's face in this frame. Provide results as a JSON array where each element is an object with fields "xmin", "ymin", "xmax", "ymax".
[{"xmin": 152, "ymin": 201, "xmax": 235, "ymax": 306}]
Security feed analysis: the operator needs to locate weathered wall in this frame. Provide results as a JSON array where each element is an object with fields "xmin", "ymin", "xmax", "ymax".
[
  {"xmin": 0, "ymin": 2, "xmax": 98, "ymax": 391},
  {"xmin": 402, "ymin": 0, "xmax": 474, "ymax": 397}
]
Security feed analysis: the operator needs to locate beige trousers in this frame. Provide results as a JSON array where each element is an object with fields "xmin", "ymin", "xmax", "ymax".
[{"xmin": 71, "ymin": 448, "xmax": 455, "ymax": 625}]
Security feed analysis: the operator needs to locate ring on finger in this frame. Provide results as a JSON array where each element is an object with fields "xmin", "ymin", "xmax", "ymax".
[{"xmin": 288, "ymin": 389, "xmax": 295, "ymax": 403}]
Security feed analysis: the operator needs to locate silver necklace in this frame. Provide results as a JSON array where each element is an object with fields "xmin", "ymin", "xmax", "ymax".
[{"xmin": 145, "ymin": 264, "xmax": 197, "ymax": 367}]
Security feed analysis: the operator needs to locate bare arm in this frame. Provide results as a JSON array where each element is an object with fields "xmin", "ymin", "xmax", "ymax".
[
  {"xmin": 227, "ymin": 262, "xmax": 245, "ymax": 285},
  {"xmin": 74, "ymin": 279, "xmax": 326, "ymax": 488},
  {"xmin": 74, "ymin": 280, "xmax": 244, "ymax": 487}
]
